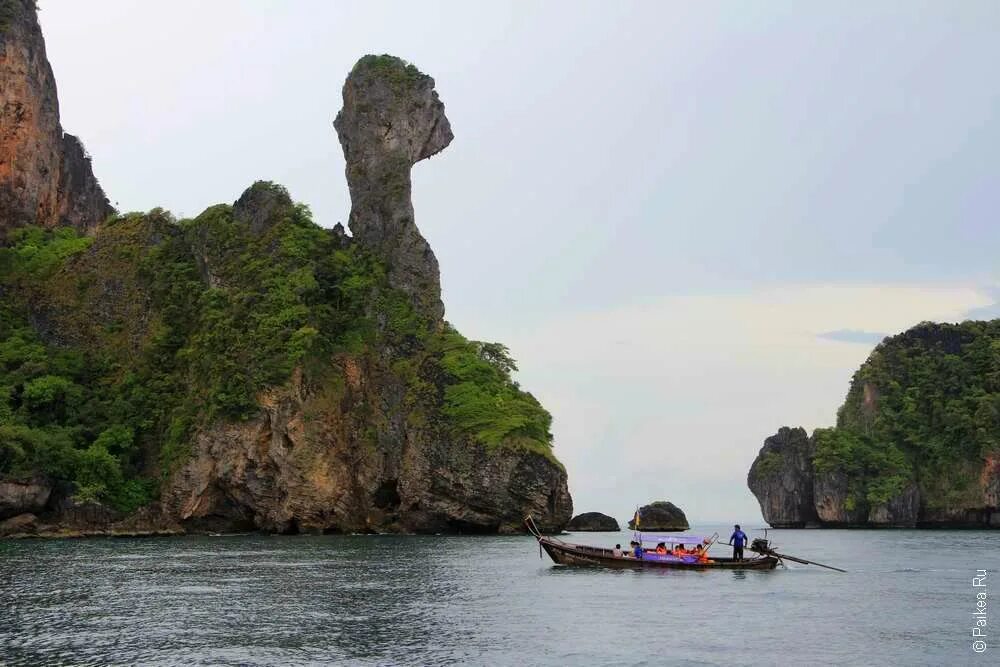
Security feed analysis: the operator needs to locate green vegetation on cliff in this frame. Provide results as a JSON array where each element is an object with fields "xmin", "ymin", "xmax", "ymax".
[
  {"xmin": 0, "ymin": 183, "xmax": 556, "ymax": 510},
  {"xmin": 812, "ymin": 321, "xmax": 1000, "ymax": 506},
  {"xmin": 437, "ymin": 330, "xmax": 553, "ymax": 456},
  {"xmin": 351, "ymin": 54, "xmax": 426, "ymax": 92},
  {"xmin": 0, "ymin": 1, "xmax": 38, "ymax": 34}
]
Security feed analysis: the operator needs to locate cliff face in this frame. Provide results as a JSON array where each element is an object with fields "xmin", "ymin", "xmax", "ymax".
[
  {"xmin": 748, "ymin": 322, "xmax": 1000, "ymax": 528},
  {"xmin": 163, "ymin": 360, "xmax": 571, "ymax": 535},
  {"xmin": 0, "ymin": 478, "xmax": 49, "ymax": 519},
  {"xmin": 334, "ymin": 55, "xmax": 452, "ymax": 322},
  {"xmin": 0, "ymin": 0, "xmax": 112, "ymax": 233},
  {"xmin": 746, "ymin": 427, "xmax": 818, "ymax": 528},
  {"xmin": 0, "ymin": 12, "xmax": 571, "ymax": 537}
]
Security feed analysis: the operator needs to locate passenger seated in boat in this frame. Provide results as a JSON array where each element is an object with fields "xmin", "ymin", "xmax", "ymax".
[
  {"xmin": 673, "ymin": 544, "xmax": 686, "ymax": 556},
  {"xmin": 655, "ymin": 542, "xmax": 667, "ymax": 555},
  {"xmin": 693, "ymin": 544, "xmax": 709, "ymax": 563},
  {"xmin": 612, "ymin": 544, "xmax": 623, "ymax": 557},
  {"xmin": 632, "ymin": 541, "xmax": 643, "ymax": 559}
]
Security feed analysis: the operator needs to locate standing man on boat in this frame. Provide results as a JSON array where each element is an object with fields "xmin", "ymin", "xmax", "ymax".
[{"xmin": 730, "ymin": 524, "xmax": 748, "ymax": 561}]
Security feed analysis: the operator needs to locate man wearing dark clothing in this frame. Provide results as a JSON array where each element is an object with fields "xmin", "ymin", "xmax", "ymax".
[{"xmin": 730, "ymin": 524, "xmax": 747, "ymax": 561}]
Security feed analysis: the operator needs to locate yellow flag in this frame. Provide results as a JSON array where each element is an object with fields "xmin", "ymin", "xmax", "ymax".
[{"xmin": 633, "ymin": 510, "xmax": 640, "ymax": 528}]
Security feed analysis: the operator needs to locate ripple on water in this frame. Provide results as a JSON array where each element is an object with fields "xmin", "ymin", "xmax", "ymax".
[{"xmin": 0, "ymin": 530, "xmax": 993, "ymax": 665}]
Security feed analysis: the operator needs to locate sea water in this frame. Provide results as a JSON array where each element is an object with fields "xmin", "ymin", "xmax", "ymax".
[{"xmin": 1, "ymin": 525, "xmax": 996, "ymax": 665}]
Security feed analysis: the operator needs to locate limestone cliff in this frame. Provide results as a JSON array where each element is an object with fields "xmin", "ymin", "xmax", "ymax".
[
  {"xmin": 0, "ymin": 11, "xmax": 571, "ymax": 537},
  {"xmin": 0, "ymin": 0, "xmax": 112, "ymax": 233},
  {"xmin": 334, "ymin": 55, "xmax": 451, "ymax": 321},
  {"xmin": 162, "ymin": 365, "xmax": 570, "ymax": 535},
  {"xmin": 747, "ymin": 427, "xmax": 819, "ymax": 527},
  {"xmin": 749, "ymin": 321, "xmax": 1000, "ymax": 528}
]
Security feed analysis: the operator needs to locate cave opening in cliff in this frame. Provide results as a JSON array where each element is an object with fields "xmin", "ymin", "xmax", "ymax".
[{"xmin": 373, "ymin": 479, "xmax": 401, "ymax": 511}]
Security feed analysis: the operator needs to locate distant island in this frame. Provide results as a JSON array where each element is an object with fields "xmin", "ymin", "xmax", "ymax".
[
  {"xmin": 0, "ymin": 1, "xmax": 571, "ymax": 537},
  {"xmin": 628, "ymin": 501, "xmax": 690, "ymax": 531},
  {"xmin": 566, "ymin": 512, "xmax": 619, "ymax": 531},
  {"xmin": 748, "ymin": 321, "xmax": 1000, "ymax": 528}
]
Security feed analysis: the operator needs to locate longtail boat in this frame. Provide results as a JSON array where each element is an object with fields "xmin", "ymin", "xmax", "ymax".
[
  {"xmin": 525, "ymin": 516, "xmax": 846, "ymax": 572},
  {"xmin": 525, "ymin": 516, "xmax": 782, "ymax": 571}
]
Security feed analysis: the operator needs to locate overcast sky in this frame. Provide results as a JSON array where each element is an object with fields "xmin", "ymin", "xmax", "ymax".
[{"xmin": 40, "ymin": 0, "xmax": 999, "ymax": 524}]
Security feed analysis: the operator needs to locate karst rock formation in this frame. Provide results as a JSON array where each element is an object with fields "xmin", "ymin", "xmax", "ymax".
[
  {"xmin": 0, "ymin": 8, "xmax": 571, "ymax": 537},
  {"xmin": 0, "ymin": 0, "xmax": 111, "ymax": 233},
  {"xmin": 334, "ymin": 56, "xmax": 452, "ymax": 322}
]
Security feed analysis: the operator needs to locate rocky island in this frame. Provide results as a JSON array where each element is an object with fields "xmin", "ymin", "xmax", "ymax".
[
  {"xmin": 627, "ymin": 501, "xmax": 690, "ymax": 531},
  {"xmin": 749, "ymin": 321, "xmax": 1000, "ymax": 528},
  {"xmin": 566, "ymin": 512, "xmax": 619, "ymax": 532},
  {"xmin": 0, "ymin": 1, "xmax": 572, "ymax": 537}
]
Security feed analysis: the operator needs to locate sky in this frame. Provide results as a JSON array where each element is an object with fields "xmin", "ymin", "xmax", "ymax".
[{"xmin": 39, "ymin": 0, "xmax": 1000, "ymax": 524}]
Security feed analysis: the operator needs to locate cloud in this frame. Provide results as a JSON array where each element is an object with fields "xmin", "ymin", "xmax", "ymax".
[
  {"xmin": 965, "ymin": 302, "xmax": 1000, "ymax": 319},
  {"xmin": 462, "ymin": 284, "xmax": 993, "ymax": 524},
  {"xmin": 964, "ymin": 287, "xmax": 1000, "ymax": 320},
  {"xmin": 817, "ymin": 329, "xmax": 887, "ymax": 344}
]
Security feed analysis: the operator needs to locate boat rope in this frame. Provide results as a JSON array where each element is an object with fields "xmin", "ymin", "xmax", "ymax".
[{"xmin": 524, "ymin": 515, "xmax": 546, "ymax": 558}]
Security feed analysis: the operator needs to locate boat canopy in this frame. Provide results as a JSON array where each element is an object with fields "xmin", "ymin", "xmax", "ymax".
[{"xmin": 635, "ymin": 534, "xmax": 711, "ymax": 545}]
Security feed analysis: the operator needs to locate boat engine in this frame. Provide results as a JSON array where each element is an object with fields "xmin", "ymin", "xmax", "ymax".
[{"xmin": 750, "ymin": 537, "xmax": 773, "ymax": 554}]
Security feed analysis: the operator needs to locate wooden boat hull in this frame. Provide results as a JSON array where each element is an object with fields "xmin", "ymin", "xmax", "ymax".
[{"xmin": 538, "ymin": 537, "xmax": 779, "ymax": 570}]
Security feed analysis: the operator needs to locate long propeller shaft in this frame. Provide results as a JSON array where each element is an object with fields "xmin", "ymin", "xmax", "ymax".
[
  {"xmin": 758, "ymin": 549, "xmax": 846, "ymax": 573},
  {"xmin": 744, "ymin": 544, "xmax": 847, "ymax": 573}
]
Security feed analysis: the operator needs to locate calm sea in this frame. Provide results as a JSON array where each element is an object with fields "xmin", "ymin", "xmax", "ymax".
[{"xmin": 0, "ymin": 525, "xmax": 996, "ymax": 665}]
